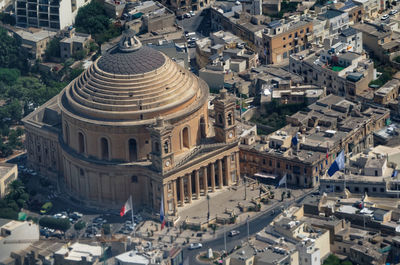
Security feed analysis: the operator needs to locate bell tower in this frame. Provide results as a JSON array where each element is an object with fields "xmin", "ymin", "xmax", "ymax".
[
  {"xmin": 149, "ymin": 117, "xmax": 174, "ymax": 174},
  {"xmin": 213, "ymin": 89, "xmax": 237, "ymax": 143}
]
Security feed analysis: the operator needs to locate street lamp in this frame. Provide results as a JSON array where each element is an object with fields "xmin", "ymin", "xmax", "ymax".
[{"xmin": 207, "ymin": 194, "xmax": 210, "ymax": 224}]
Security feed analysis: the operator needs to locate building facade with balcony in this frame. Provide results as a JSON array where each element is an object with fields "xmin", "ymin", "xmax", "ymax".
[{"xmin": 15, "ymin": 0, "xmax": 88, "ymax": 30}]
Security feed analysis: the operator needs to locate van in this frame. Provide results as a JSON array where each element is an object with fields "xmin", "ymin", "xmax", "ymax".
[{"xmin": 40, "ymin": 202, "xmax": 53, "ymax": 214}]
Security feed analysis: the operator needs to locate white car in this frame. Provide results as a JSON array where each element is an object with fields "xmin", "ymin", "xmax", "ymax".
[
  {"xmin": 189, "ymin": 243, "xmax": 203, "ymax": 250},
  {"xmin": 189, "ymin": 10, "xmax": 195, "ymax": 16},
  {"xmin": 390, "ymin": 9, "xmax": 398, "ymax": 15},
  {"xmin": 381, "ymin": 14, "xmax": 389, "ymax": 20},
  {"xmin": 184, "ymin": 13, "xmax": 191, "ymax": 18}
]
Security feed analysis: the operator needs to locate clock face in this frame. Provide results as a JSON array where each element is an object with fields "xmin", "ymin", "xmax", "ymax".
[
  {"xmin": 165, "ymin": 160, "xmax": 170, "ymax": 167},
  {"xmin": 229, "ymin": 132, "xmax": 233, "ymax": 138}
]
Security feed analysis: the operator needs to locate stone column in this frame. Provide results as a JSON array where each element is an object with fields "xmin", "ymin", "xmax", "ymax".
[
  {"xmin": 235, "ymin": 152, "xmax": 241, "ymax": 184},
  {"xmin": 195, "ymin": 170, "xmax": 200, "ymax": 199},
  {"xmin": 210, "ymin": 163, "xmax": 216, "ymax": 192},
  {"xmin": 179, "ymin": 177, "xmax": 185, "ymax": 206},
  {"xmin": 203, "ymin": 166, "xmax": 208, "ymax": 195},
  {"xmin": 224, "ymin": 156, "xmax": 231, "ymax": 186},
  {"xmin": 218, "ymin": 159, "xmax": 223, "ymax": 188},
  {"xmin": 163, "ymin": 184, "xmax": 168, "ymax": 213},
  {"xmin": 187, "ymin": 174, "xmax": 192, "ymax": 203}
]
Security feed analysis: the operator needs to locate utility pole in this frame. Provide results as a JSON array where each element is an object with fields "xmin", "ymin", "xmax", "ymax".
[
  {"xmin": 244, "ymin": 175, "xmax": 247, "ymax": 200},
  {"xmin": 247, "ymin": 215, "xmax": 250, "ymax": 242},
  {"xmin": 224, "ymin": 227, "xmax": 227, "ymax": 254}
]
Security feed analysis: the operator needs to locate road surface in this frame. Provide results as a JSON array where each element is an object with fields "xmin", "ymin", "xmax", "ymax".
[{"xmin": 182, "ymin": 191, "xmax": 314, "ymax": 264}]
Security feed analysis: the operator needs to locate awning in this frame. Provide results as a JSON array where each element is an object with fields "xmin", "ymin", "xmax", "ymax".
[{"xmin": 254, "ymin": 173, "xmax": 276, "ymax": 179}]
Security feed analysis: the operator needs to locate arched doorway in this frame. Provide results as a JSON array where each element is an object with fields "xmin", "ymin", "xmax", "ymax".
[
  {"xmin": 78, "ymin": 132, "xmax": 85, "ymax": 154},
  {"xmin": 100, "ymin": 138, "xmax": 109, "ymax": 160},
  {"xmin": 128, "ymin": 139, "xmax": 138, "ymax": 161}
]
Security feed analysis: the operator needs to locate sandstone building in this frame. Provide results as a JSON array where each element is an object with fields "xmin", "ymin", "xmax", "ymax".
[{"xmin": 23, "ymin": 31, "xmax": 240, "ymax": 215}]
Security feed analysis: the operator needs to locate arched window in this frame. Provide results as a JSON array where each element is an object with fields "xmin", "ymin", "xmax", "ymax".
[
  {"xmin": 200, "ymin": 117, "xmax": 206, "ymax": 138},
  {"xmin": 64, "ymin": 123, "xmax": 70, "ymax": 145},
  {"xmin": 100, "ymin": 138, "xmax": 109, "ymax": 160},
  {"xmin": 227, "ymin": 113, "xmax": 233, "ymax": 126},
  {"xmin": 78, "ymin": 132, "xmax": 85, "ymax": 154},
  {"xmin": 128, "ymin": 139, "xmax": 138, "ymax": 161},
  {"xmin": 164, "ymin": 141, "xmax": 169, "ymax": 154},
  {"xmin": 218, "ymin": 114, "xmax": 223, "ymax": 125},
  {"xmin": 182, "ymin": 127, "xmax": 189, "ymax": 148}
]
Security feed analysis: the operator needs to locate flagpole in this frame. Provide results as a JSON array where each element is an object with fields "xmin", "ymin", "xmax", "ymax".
[{"xmin": 130, "ymin": 195, "xmax": 135, "ymax": 237}]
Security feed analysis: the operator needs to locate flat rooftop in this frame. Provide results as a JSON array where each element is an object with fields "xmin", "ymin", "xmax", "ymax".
[{"xmin": 0, "ymin": 163, "xmax": 16, "ymax": 177}]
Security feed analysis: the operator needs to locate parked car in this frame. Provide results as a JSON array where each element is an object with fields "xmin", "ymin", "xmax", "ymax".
[
  {"xmin": 229, "ymin": 230, "xmax": 240, "ymax": 237},
  {"xmin": 184, "ymin": 13, "xmax": 191, "ymax": 18},
  {"xmin": 390, "ymin": 9, "xmax": 398, "ymax": 15},
  {"xmin": 381, "ymin": 14, "xmax": 389, "ymax": 20},
  {"xmin": 189, "ymin": 243, "xmax": 203, "ymax": 250}
]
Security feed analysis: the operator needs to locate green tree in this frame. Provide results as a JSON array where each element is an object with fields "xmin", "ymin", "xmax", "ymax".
[
  {"xmin": 0, "ymin": 13, "xmax": 16, "ymax": 25},
  {"xmin": 0, "ymin": 27, "xmax": 20, "ymax": 68},
  {"xmin": 75, "ymin": 0, "xmax": 121, "ymax": 44},
  {"xmin": 0, "ymin": 207, "xmax": 18, "ymax": 219},
  {"xmin": 45, "ymin": 38, "xmax": 61, "ymax": 59},
  {"xmin": 7, "ymin": 180, "xmax": 25, "ymax": 200},
  {"xmin": 73, "ymin": 50, "xmax": 87, "ymax": 60},
  {"xmin": 0, "ymin": 68, "xmax": 20, "ymax": 85}
]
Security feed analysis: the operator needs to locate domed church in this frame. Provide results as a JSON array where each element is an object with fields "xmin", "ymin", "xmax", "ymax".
[{"xmin": 23, "ymin": 31, "xmax": 240, "ymax": 215}]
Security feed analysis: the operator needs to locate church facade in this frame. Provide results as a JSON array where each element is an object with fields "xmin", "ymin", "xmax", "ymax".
[{"xmin": 23, "ymin": 32, "xmax": 240, "ymax": 215}]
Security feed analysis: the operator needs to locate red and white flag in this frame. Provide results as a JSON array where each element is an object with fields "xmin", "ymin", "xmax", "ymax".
[{"xmin": 120, "ymin": 196, "xmax": 132, "ymax": 217}]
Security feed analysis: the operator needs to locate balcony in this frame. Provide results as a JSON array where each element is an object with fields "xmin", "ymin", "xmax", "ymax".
[
  {"xmin": 28, "ymin": 12, "xmax": 37, "ymax": 18},
  {"xmin": 17, "ymin": 2, "xmax": 26, "ymax": 8},
  {"xmin": 50, "ymin": 6, "xmax": 58, "ymax": 13},
  {"xmin": 50, "ymin": 14, "xmax": 59, "ymax": 21}
]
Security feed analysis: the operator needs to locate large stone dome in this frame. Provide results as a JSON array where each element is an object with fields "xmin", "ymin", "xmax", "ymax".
[{"xmin": 60, "ymin": 32, "xmax": 207, "ymax": 123}]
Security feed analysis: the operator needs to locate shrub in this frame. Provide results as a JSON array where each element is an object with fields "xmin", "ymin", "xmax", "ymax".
[
  {"xmin": 74, "ymin": 220, "xmax": 86, "ymax": 231},
  {"xmin": 39, "ymin": 217, "xmax": 71, "ymax": 231},
  {"xmin": 102, "ymin": 223, "xmax": 111, "ymax": 235}
]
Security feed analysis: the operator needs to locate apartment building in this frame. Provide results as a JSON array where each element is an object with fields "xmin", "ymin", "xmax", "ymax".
[
  {"xmin": 0, "ymin": 220, "xmax": 39, "ymax": 264},
  {"xmin": 289, "ymin": 48, "xmax": 374, "ymax": 99},
  {"xmin": 240, "ymin": 94, "xmax": 390, "ymax": 188},
  {"xmin": 15, "ymin": 0, "xmax": 88, "ymax": 30},
  {"xmin": 13, "ymin": 28, "xmax": 56, "ymax": 60},
  {"xmin": 262, "ymin": 19, "xmax": 313, "ymax": 64},
  {"xmin": 0, "ymin": 163, "xmax": 18, "ymax": 198},
  {"xmin": 60, "ymin": 30, "xmax": 91, "ymax": 59},
  {"xmin": 352, "ymin": 0, "xmax": 380, "ymax": 19},
  {"xmin": 352, "ymin": 22, "xmax": 399, "ymax": 61},
  {"xmin": 373, "ymin": 79, "xmax": 400, "ymax": 105},
  {"xmin": 338, "ymin": 0, "xmax": 364, "ymax": 24},
  {"xmin": 317, "ymin": 9, "xmax": 349, "ymax": 36}
]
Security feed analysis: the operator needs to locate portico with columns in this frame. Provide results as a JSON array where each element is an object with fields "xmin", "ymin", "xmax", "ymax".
[{"xmin": 162, "ymin": 149, "xmax": 241, "ymax": 216}]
